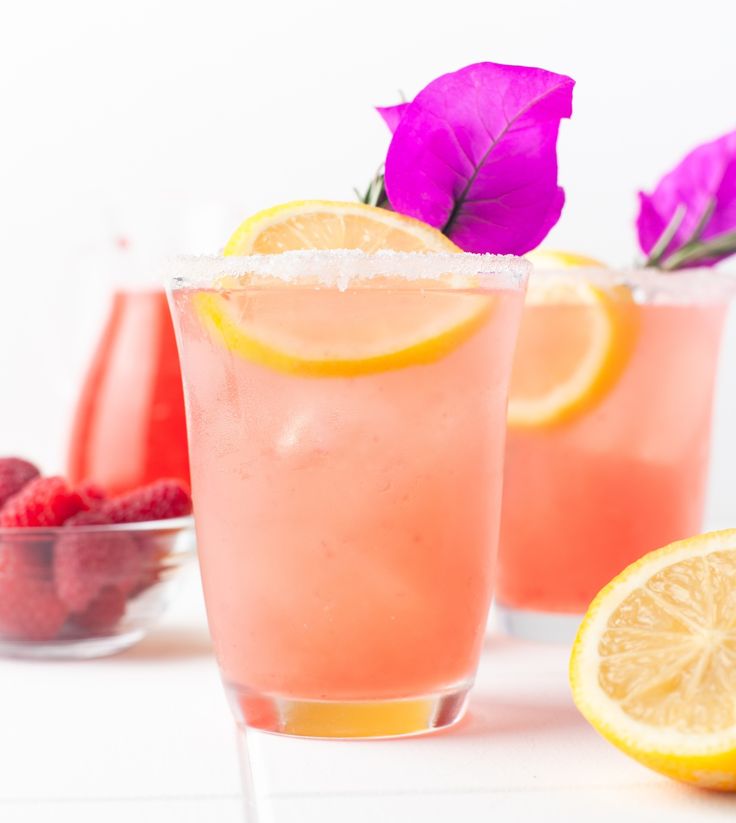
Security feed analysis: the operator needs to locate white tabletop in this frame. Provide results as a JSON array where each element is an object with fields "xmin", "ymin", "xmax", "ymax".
[{"xmin": 0, "ymin": 569, "xmax": 734, "ymax": 823}]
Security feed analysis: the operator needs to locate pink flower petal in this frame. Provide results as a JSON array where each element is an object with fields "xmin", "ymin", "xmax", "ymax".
[
  {"xmin": 376, "ymin": 103, "xmax": 410, "ymax": 134},
  {"xmin": 637, "ymin": 130, "xmax": 736, "ymax": 267},
  {"xmin": 383, "ymin": 62, "xmax": 574, "ymax": 255}
]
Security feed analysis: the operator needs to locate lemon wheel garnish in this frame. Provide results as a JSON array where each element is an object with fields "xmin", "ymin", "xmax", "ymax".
[
  {"xmin": 526, "ymin": 249, "xmax": 605, "ymax": 269},
  {"xmin": 224, "ymin": 199, "xmax": 460, "ymax": 255},
  {"xmin": 507, "ymin": 268, "xmax": 638, "ymax": 428},
  {"xmin": 195, "ymin": 201, "xmax": 494, "ymax": 377},
  {"xmin": 570, "ymin": 529, "xmax": 736, "ymax": 791},
  {"xmin": 194, "ymin": 289, "xmax": 493, "ymax": 377}
]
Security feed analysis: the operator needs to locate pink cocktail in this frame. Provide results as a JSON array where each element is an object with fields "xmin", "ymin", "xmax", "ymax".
[
  {"xmin": 68, "ymin": 289, "xmax": 190, "ymax": 495},
  {"xmin": 169, "ymin": 250, "xmax": 527, "ymax": 737},
  {"xmin": 497, "ymin": 268, "xmax": 734, "ymax": 641}
]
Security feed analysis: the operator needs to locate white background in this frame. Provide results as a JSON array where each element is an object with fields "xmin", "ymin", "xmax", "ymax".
[{"xmin": 0, "ymin": 0, "xmax": 734, "ymax": 522}]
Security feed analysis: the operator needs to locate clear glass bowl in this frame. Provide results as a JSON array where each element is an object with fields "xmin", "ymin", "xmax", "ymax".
[{"xmin": 0, "ymin": 516, "xmax": 195, "ymax": 659}]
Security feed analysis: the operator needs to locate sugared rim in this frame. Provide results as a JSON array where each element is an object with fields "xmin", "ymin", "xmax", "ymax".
[
  {"xmin": 531, "ymin": 266, "xmax": 736, "ymax": 304},
  {"xmin": 165, "ymin": 249, "xmax": 531, "ymax": 290},
  {"xmin": 0, "ymin": 515, "xmax": 195, "ymax": 537}
]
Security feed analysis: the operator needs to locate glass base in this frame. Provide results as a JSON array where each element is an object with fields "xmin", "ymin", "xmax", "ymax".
[
  {"xmin": 0, "ymin": 629, "xmax": 146, "ymax": 660},
  {"xmin": 225, "ymin": 681, "xmax": 471, "ymax": 739},
  {"xmin": 495, "ymin": 604, "xmax": 583, "ymax": 644}
]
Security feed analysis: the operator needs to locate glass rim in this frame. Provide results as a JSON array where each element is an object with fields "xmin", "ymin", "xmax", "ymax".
[
  {"xmin": 530, "ymin": 266, "xmax": 736, "ymax": 303},
  {"xmin": 164, "ymin": 249, "xmax": 531, "ymax": 290},
  {"xmin": 0, "ymin": 515, "xmax": 195, "ymax": 539}
]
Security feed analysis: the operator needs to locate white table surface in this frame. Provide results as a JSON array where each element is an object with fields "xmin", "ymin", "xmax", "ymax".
[{"xmin": 1, "ymin": 568, "xmax": 734, "ymax": 823}]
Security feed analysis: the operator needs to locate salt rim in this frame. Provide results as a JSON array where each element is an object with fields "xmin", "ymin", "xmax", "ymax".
[
  {"xmin": 532, "ymin": 266, "xmax": 736, "ymax": 304},
  {"xmin": 165, "ymin": 249, "xmax": 531, "ymax": 291}
]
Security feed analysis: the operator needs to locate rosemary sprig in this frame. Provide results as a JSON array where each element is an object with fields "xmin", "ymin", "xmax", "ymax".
[
  {"xmin": 355, "ymin": 166, "xmax": 389, "ymax": 208},
  {"xmin": 644, "ymin": 205, "xmax": 686, "ymax": 267},
  {"xmin": 645, "ymin": 197, "xmax": 736, "ymax": 270},
  {"xmin": 660, "ymin": 228, "xmax": 736, "ymax": 270}
]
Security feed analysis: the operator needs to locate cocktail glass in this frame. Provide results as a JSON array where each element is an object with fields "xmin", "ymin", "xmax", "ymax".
[
  {"xmin": 168, "ymin": 250, "xmax": 528, "ymax": 738},
  {"xmin": 497, "ymin": 267, "xmax": 735, "ymax": 642}
]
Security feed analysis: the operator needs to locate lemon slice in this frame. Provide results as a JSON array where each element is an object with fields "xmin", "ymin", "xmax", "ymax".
[
  {"xmin": 283, "ymin": 697, "xmax": 435, "ymax": 738},
  {"xmin": 526, "ymin": 249, "xmax": 605, "ymax": 269},
  {"xmin": 224, "ymin": 199, "xmax": 459, "ymax": 254},
  {"xmin": 507, "ymin": 252, "xmax": 637, "ymax": 427},
  {"xmin": 195, "ymin": 201, "xmax": 495, "ymax": 377},
  {"xmin": 195, "ymin": 286, "xmax": 493, "ymax": 377},
  {"xmin": 570, "ymin": 529, "xmax": 736, "ymax": 790}
]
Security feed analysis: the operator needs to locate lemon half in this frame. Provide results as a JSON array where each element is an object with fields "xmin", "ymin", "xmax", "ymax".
[{"xmin": 570, "ymin": 529, "xmax": 736, "ymax": 791}]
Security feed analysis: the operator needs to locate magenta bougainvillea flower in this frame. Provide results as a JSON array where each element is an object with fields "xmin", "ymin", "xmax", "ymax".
[
  {"xmin": 375, "ymin": 103, "xmax": 409, "ymax": 134},
  {"xmin": 637, "ymin": 130, "xmax": 736, "ymax": 269},
  {"xmin": 375, "ymin": 62, "xmax": 574, "ymax": 255}
]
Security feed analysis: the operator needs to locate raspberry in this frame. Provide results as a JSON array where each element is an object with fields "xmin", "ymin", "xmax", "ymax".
[
  {"xmin": 0, "ymin": 476, "xmax": 86, "ymax": 527},
  {"xmin": 65, "ymin": 509, "xmax": 112, "ymax": 527},
  {"xmin": 54, "ymin": 511, "xmax": 140, "ymax": 612},
  {"xmin": 129, "ymin": 539, "xmax": 169, "ymax": 596},
  {"xmin": 0, "ymin": 544, "xmax": 67, "ymax": 640},
  {"xmin": 72, "ymin": 585, "xmax": 126, "ymax": 632},
  {"xmin": 105, "ymin": 479, "xmax": 192, "ymax": 524},
  {"xmin": 76, "ymin": 482, "xmax": 107, "ymax": 509},
  {"xmin": 0, "ymin": 540, "xmax": 51, "ymax": 578},
  {"xmin": 0, "ymin": 458, "xmax": 40, "ymax": 508}
]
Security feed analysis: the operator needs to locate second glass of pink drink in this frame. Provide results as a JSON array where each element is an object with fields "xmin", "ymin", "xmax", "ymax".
[
  {"xmin": 169, "ymin": 249, "xmax": 528, "ymax": 738},
  {"xmin": 497, "ymin": 267, "xmax": 734, "ymax": 641}
]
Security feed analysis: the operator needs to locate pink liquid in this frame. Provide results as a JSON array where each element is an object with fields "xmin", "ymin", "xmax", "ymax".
[
  {"xmin": 68, "ymin": 290, "xmax": 190, "ymax": 495},
  {"xmin": 498, "ymin": 300, "xmax": 728, "ymax": 614},
  {"xmin": 172, "ymin": 283, "xmax": 524, "ymax": 702}
]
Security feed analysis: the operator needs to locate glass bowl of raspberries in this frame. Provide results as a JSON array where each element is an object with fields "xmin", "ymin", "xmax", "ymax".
[{"xmin": 0, "ymin": 457, "xmax": 195, "ymax": 659}]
